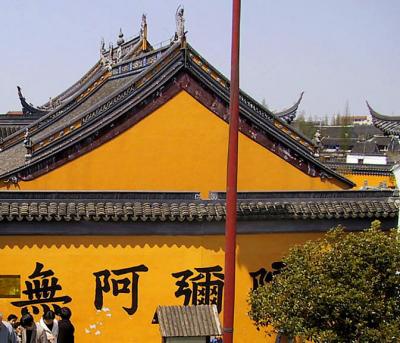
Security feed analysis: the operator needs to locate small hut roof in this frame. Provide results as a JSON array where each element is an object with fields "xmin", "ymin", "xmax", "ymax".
[{"xmin": 155, "ymin": 305, "xmax": 222, "ymax": 338}]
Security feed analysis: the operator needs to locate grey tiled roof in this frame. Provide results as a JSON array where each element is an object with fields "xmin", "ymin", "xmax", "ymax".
[
  {"xmin": 33, "ymin": 76, "xmax": 136, "ymax": 142},
  {"xmin": 367, "ymin": 102, "xmax": 400, "ymax": 136},
  {"xmin": 325, "ymin": 162, "xmax": 394, "ymax": 176},
  {"xmin": 0, "ymin": 126, "xmax": 22, "ymax": 140},
  {"xmin": 0, "ymin": 41, "xmax": 355, "ymax": 188},
  {"xmin": 155, "ymin": 305, "xmax": 222, "ymax": 337},
  {"xmin": 0, "ymin": 191, "xmax": 397, "ymax": 222}
]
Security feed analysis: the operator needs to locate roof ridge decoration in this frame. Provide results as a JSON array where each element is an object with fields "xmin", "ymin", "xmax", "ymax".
[
  {"xmin": 1, "ymin": 70, "xmax": 111, "ymax": 152},
  {"xmin": 17, "ymin": 86, "xmax": 49, "ymax": 116},
  {"xmin": 114, "ymin": 14, "xmax": 154, "ymax": 62},
  {"xmin": 23, "ymin": 128, "xmax": 32, "ymax": 161},
  {"xmin": 175, "ymin": 6, "xmax": 185, "ymax": 42},
  {"xmin": 366, "ymin": 101, "xmax": 400, "ymax": 136},
  {"xmin": 140, "ymin": 14, "xmax": 148, "ymax": 51},
  {"xmin": 185, "ymin": 45, "xmax": 315, "ymax": 153},
  {"xmin": 0, "ymin": 43, "xmax": 183, "ymax": 174},
  {"xmin": 0, "ymin": 16, "xmax": 354, "ymax": 188},
  {"xmin": 116, "ymin": 29, "xmax": 125, "ymax": 63},
  {"xmin": 39, "ymin": 61, "xmax": 104, "ymax": 110},
  {"xmin": 274, "ymin": 91, "xmax": 304, "ymax": 124},
  {"xmin": 117, "ymin": 28, "xmax": 125, "ymax": 46},
  {"xmin": 100, "ymin": 37, "xmax": 106, "ymax": 55}
]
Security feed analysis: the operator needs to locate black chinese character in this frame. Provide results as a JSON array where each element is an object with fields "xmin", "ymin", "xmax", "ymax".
[
  {"xmin": 93, "ymin": 264, "xmax": 148, "ymax": 315},
  {"xmin": 249, "ymin": 262, "xmax": 286, "ymax": 290},
  {"xmin": 172, "ymin": 265, "xmax": 224, "ymax": 313},
  {"xmin": 11, "ymin": 262, "xmax": 72, "ymax": 314}
]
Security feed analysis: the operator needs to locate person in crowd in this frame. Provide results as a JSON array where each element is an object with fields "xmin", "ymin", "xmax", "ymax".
[
  {"xmin": 6, "ymin": 315, "xmax": 21, "ymax": 343},
  {"xmin": 0, "ymin": 311, "xmax": 17, "ymax": 343},
  {"xmin": 5, "ymin": 316, "xmax": 16, "ymax": 328},
  {"xmin": 38, "ymin": 312, "xmax": 57, "ymax": 343},
  {"xmin": 20, "ymin": 314, "xmax": 47, "ymax": 343},
  {"xmin": 57, "ymin": 308, "xmax": 74, "ymax": 343}
]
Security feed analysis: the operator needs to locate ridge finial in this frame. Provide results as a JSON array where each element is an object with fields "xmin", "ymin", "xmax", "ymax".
[
  {"xmin": 140, "ymin": 14, "xmax": 148, "ymax": 51},
  {"xmin": 100, "ymin": 37, "xmax": 106, "ymax": 54},
  {"xmin": 175, "ymin": 5, "xmax": 185, "ymax": 41},
  {"xmin": 117, "ymin": 28, "xmax": 125, "ymax": 46},
  {"xmin": 23, "ymin": 127, "xmax": 32, "ymax": 160}
]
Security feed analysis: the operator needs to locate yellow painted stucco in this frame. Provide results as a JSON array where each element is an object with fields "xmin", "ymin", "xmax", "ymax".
[
  {"xmin": 3, "ymin": 91, "xmax": 346, "ymax": 196},
  {"xmin": 338, "ymin": 172, "xmax": 395, "ymax": 189},
  {"xmin": 0, "ymin": 232, "xmax": 323, "ymax": 343}
]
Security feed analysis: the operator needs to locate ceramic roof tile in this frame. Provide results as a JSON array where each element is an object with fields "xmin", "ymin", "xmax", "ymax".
[
  {"xmin": 0, "ymin": 191, "xmax": 397, "ymax": 222},
  {"xmin": 155, "ymin": 305, "xmax": 222, "ymax": 337}
]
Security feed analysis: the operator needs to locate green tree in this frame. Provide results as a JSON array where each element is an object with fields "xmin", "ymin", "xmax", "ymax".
[
  {"xmin": 292, "ymin": 112, "xmax": 317, "ymax": 139},
  {"xmin": 248, "ymin": 222, "xmax": 400, "ymax": 342}
]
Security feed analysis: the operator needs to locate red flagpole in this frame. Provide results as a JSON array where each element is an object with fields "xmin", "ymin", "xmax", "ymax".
[{"xmin": 223, "ymin": 0, "xmax": 241, "ymax": 342}]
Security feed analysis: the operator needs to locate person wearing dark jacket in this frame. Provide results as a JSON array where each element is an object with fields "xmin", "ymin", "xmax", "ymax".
[
  {"xmin": 20, "ymin": 314, "xmax": 47, "ymax": 343},
  {"xmin": 56, "ymin": 308, "xmax": 74, "ymax": 343}
]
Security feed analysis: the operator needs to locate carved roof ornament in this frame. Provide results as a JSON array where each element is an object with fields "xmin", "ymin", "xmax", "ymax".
[
  {"xmin": 313, "ymin": 129, "xmax": 322, "ymax": 157},
  {"xmin": 115, "ymin": 30, "xmax": 124, "ymax": 62},
  {"xmin": 274, "ymin": 92, "xmax": 304, "ymax": 124},
  {"xmin": 100, "ymin": 37, "xmax": 106, "ymax": 55},
  {"xmin": 106, "ymin": 42, "xmax": 114, "ymax": 69},
  {"xmin": 99, "ymin": 43, "xmax": 107, "ymax": 67},
  {"xmin": 175, "ymin": 5, "xmax": 185, "ymax": 42},
  {"xmin": 116, "ymin": 45, "xmax": 123, "ymax": 63},
  {"xmin": 109, "ymin": 43, "xmax": 114, "ymax": 59},
  {"xmin": 100, "ymin": 37, "xmax": 108, "ymax": 66},
  {"xmin": 117, "ymin": 28, "xmax": 125, "ymax": 46},
  {"xmin": 17, "ymin": 86, "xmax": 48, "ymax": 116},
  {"xmin": 140, "ymin": 14, "xmax": 148, "ymax": 51},
  {"xmin": 23, "ymin": 128, "xmax": 32, "ymax": 160}
]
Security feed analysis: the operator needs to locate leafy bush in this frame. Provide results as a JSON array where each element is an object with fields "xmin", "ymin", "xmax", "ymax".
[{"xmin": 248, "ymin": 221, "xmax": 400, "ymax": 342}]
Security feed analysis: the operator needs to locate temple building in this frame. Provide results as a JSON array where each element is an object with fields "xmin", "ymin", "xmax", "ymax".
[
  {"xmin": 294, "ymin": 108, "xmax": 400, "ymax": 189},
  {"xmin": 0, "ymin": 12, "xmax": 398, "ymax": 343}
]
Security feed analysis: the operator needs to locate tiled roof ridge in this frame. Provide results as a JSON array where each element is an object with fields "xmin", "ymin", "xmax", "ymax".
[
  {"xmin": 31, "ymin": 44, "xmax": 178, "ymax": 148},
  {"xmin": 0, "ymin": 191, "xmax": 397, "ymax": 222},
  {"xmin": 48, "ymin": 61, "xmax": 103, "ymax": 105},
  {"xmin": 0, "ymin": 44, "xmax": 183, "ymax": 179},
  {"xmin": 0, "ymin": 68, "xmax": 110, "ymax": 151},
  {"xmin": 26, "ymin": 44, "xmax": 182, "ymax": 159},
  {"xmin": 1, "ymin": 36, "xmax": 143, "ymax": 152},
  {"xmin": 186, "ymin": 44, "xmax": 315, "ymax": 151},
  {"xmin": 185, "ymin": 46, "xmax": 354, "ymax": 187},
  {"xmin": 0, "ymin": 41, "xmax": 354, "ymax": 189},
  {"xmin": 210, "ymin": 189, "xmax": 396, "ymax": 200},
  {"xmin": 41, "ymin": 35, "xmax": 141, "ymax": 107},
  {"xmin": 325, "ymin": 162, "xmax": 393, "ymax": 176}
]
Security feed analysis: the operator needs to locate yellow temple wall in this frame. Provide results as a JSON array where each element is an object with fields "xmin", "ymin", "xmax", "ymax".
[
  {"xmin": 339, "ymin": 173, "xmax": 395, "ymax": 189},
  {"xmin": 0, "ymin": 232, "xmax": 323, "ymax": 343},
  {"xmin": 4, "ymin": 91, "xmax": 346, "ymax": 196}
]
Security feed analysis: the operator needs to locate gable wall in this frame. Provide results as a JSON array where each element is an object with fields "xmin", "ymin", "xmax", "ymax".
[{"xmin": 3, "ymin": 91, "xmax": 345, "ymax": 197}]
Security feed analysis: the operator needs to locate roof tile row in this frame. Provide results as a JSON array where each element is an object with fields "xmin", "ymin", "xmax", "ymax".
[{"xmin": 0, "ymin": 199, "xmax": 397, "ymax": 222}]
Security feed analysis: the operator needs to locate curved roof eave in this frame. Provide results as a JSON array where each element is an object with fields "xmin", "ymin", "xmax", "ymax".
[
  {"xmin": 0, "ymin": 41, "xmax": 355, "ymax": 189},
  {"xmin": 17, "ymin": 86, "xmax": 48, "ymax": 117},
  {"xmin": 274, "ymin": 91, "xmax": 304, "ymax": 124},
  {"xmin": 366, "ymin": 101, "xmax": 400, "ymax": 121}
]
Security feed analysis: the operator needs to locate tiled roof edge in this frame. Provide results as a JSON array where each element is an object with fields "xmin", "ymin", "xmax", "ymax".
[{"xmin": 0, "ymin": 197, "xmax": 397, "ymax": 222}]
